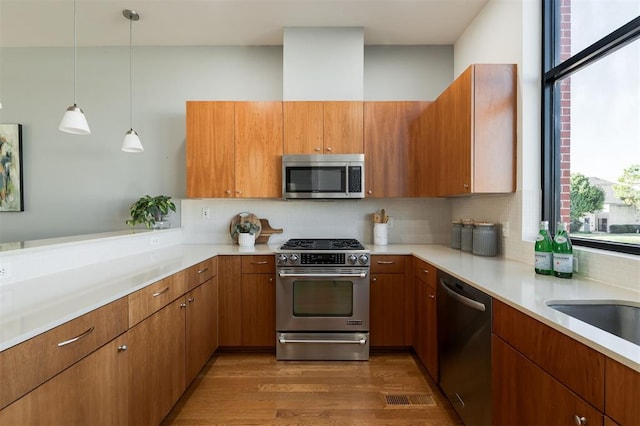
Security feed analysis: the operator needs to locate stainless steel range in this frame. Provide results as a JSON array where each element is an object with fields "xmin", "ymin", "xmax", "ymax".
[{"xmin": 275, "ymin": 238, "xmax": 370, "ymax": 361}]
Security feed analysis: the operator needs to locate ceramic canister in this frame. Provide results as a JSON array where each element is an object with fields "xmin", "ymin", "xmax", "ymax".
[
  {"xmin": 472, "ymin": 222, "xmax": 498, "ymax": 256},
  {"xmin": 461, "ymin": 220, "xmax": 474, "ymax": 252}
]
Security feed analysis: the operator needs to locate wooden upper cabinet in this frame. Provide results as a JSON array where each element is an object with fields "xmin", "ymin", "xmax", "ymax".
[
  {"xmin": 283, "ymin": 101, "xmax": 363, "ymax": 154},
  {"xmin": 283, "ymin": 101, "xmax": 324, "ymax": 153},
  {"xmin": 186, "ymin": 101, "xmax": 235, "ymax": 198},
  {"xmin": 234, "ymin": 102, "xmax": 283, "ymax": 198},
  {"xmin": 436, "ymin": 64, "xmax": 516, "ymax": 196},
  {"xmin": 323, "ymin": 101, "xmax": 363, "ymax": 154},
  {"xmin": 413, "ymin": 101, "xmax": 439, "ymax": 197},
  {"xmin": 365, "ymin": 101, "xmax": 431, "ymax": 197}
]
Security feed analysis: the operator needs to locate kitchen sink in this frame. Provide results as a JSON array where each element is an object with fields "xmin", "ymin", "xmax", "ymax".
[{"xmin": 546, "ymin": 300, "xmax": 640, "ymax": 346}]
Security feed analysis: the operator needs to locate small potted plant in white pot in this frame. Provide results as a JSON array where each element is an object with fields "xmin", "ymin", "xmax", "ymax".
[
  {"xmin": 126, "ymin": 195, "xmax": 176, "ymax": 230},
  {"xmin": 231, "ymin": 221, "xmax": 261, "ymax": 247}
]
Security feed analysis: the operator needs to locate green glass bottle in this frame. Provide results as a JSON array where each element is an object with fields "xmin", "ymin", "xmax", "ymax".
[
  {"xmin": 553, "ymin": 222, "xmax": 573, "ymax": 279},
  {"xmin": 534, "ymin": 221, "xmax": 553, "ymax": 275}
]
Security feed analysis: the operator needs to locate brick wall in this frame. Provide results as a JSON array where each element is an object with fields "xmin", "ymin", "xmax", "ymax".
[{"xmin": 559, "ymin": 0, "xmax": 572, "ymax": 225}]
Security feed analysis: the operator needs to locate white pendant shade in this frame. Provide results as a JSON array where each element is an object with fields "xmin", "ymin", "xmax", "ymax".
[
  {"xmin": 122, "ymin": 129, "xmax": 144, "ymax": 152},
  {"xmin": 59, "ymin": 104, "xmax": 91, "ymax": 134}
]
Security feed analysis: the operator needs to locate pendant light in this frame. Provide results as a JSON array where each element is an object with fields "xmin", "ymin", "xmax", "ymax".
[
  {"xmin": 59, "ymin": 0, "xmax": 90, "ymax": 134},
  {"xmin": 121, "ymin": 9, "xmax": 143, "ymax": 153}
]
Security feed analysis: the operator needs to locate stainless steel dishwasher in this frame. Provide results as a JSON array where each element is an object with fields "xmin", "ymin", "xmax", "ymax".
[{"xmin": 437, "ymin": 271, "xmax": 492, "ymax": 426}]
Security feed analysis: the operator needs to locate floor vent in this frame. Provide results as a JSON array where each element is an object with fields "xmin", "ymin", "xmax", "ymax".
[{"xmin": 385, "ymin": 394, "xmax": 435, "ymax": 407}]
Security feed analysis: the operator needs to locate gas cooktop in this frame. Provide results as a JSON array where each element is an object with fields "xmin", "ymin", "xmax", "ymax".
[{"xmin": 280, "ymin": 238, "xmax": 365, "ymax": 251}]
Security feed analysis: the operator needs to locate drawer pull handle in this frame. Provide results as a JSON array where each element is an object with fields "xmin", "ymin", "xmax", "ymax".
[
  {"xmin": 57, "ymin": 326, "xmax": 95, "ymax": 347},
  {"xmin": 573, "ymin": 415, "xmax": 587, "ymax": 426},
  {"xmin": 251, "ymin": 261, "xmax": 269, "ymax": 265},
  {"xmin": 422, "ymin": 269, "xmax": 429, "ymax": 274},
  {"xmin": 152, "ymin": 287, "xmax": 170, "ymax": 297},
  {"xmin": 117, "ymin": 345, "xmax": 128, "ymax": 352},
  {"xmin": 428, "ymin": 294, "xmax": 435, "ymax": 299},
  {"xmin": 197, "ymin": 267, "xmax": 209, "ymax": 274},
  {"xmin": 180, "ymin": 303, "xmax": 187, "ymax": 309},
  {"xmin": 377, "ymin": 261, "xmax": 395, "ymax": 265},
  {"xmin": 188, "ymin": 297, "xmax": 195, "ymax": 303}
]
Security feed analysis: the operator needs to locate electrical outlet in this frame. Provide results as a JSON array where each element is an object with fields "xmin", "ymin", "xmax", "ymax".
[
  {"xmin": 502, "ymin": 221, "xmax": 510, "ymax": 238},
  {"xmin": 573, "ymin": 257, "xmax": 579, "ymax": 273},
  {"xmin": 202, "ymin": 207, "xmax": 211, "ymax": 219},
  {"xmin": 0, "ymin": 263, "xmax": 12, "ymax": 279}
]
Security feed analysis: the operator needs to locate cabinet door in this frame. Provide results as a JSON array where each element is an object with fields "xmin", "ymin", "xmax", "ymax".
[
  {"xmin": 128, "ymin": 298, "xmax": 186, "ymax": 426},
  {"xmin": 364, "ymin": 101, "xmax": 430, "ymax": 197},
  {"xmin": 323, "ymin": 101, "xmax": 363, "ymax": 154},
  {"xmin": 241, "ymin": 273, "xmax": 276, "ymax": 347},
  {"xmin": 283, "ymin": 101, "xmax": 324, "ymax": 154},
  {"xmin": 369, "ymin": 273, "xmax": 406, "ymax": 347},
  {"xmin": 186, "ymin": 278, "xmax": 218, "ymax": 384},
  {"xmin": 0, "ymin": 335, "xmax": 128, "ymax": 425},
  {"xmin": 413, "ymin": 101, "xmax": 439, "ymax": 197},
  {"xmin": 186, "ymin": 101, "xmax": 235, "ymax": 198},
  {"xmin": 438, "ymin": 67, "xmax": 472, "ymax": 196},
  {"xmin": 234, "ymin": 101, "xmax": 283, "ymax": 198},
  {"xmin": 605, "ymin": 357, "xmax": 640, "ymax": 425},
  {"xmin": 493, "ymin": 335, "xmax": 603, "ymax": 426},
  {"xmin": 414, "ymin": 260, "xmax": 437, "ymax": 380},
  {"xmin": 219, "ymin": 256, "xmax": 242, "ymax": 346}
]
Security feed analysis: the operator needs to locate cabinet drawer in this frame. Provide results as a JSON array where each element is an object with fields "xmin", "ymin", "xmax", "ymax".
[
  {"xmin": 493, "ymin": 300, "xmax": 605, "ymax": 410},
  {"xmin": 0, "ymin": 297, "xmax": 128, "ymax": 409},
  {"xmin": 413, "ymin": 258, "xmax": 436, "ymax": 288},
  {"xmin": 371, "ymin": 255, "xmax": 406, "ymax": 274},
  {"xmin": 187, "ymin": 257, "xmax": 217, "ymax": 291},
  {"xmin": 605, "ymin": 357, "xmax": 640, "ymax": 425},
  {"xmin": 241, "ymin": 255, "xmax": 275, "ymax": 274},
  {"xmin": 128, "ymin": 271, "xmax": 187, "ymax": 327}
]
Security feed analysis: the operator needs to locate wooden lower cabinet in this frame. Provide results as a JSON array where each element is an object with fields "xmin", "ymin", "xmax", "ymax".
[
  {"xmin": 128, "ymin": 298, "xmax": 186, "ymax": 426},
  {"xmin": 370, "ymin": 255, "xmax": 413, "ymax": 347},
  {"xmin": 605, "ymin": 357, "xmax": 640, "ymax": 425},
  {"xmin": 219, "ymin": 255, "xmax": 276, "ymax": 348},
  {"xmin": 493, "ymin": 335, "xmax": 603, "ymax": 426},
  {"xmin": 186, "ymin": 277, "xmax": 219, "ymax": 384},
  {"xmin": 413, "ymin": 259, "xmax": 437, "ymax": 381},
  {"xmin": 241, "ymin": 273, "xmax": 275, "ymax": 346},
  {"xmin": 0, "ymin": 334, "xmax": 129, "ymax": 425}
]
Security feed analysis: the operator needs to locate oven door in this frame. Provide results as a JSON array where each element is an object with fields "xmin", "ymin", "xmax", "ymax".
[{"xmin": 276, "ymin": 268, "xmax": 370, "ymax": 332}]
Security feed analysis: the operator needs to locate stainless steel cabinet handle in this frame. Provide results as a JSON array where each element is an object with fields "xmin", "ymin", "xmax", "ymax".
[
  {"xmin": 573, "ymin": 415, "xmax": 587, "ymax": 425},
  {"xmin": 152, "ymin": 287, "xmax": 170, "ymax": 297},
  {"xmin": 367, "ymin": 190, "xmax": 372, "ymax": 194},
  {"xmin": 188, "ymin": 297, "xmax": 195, "ymax": 303},
  {"xmin": 197, "ymin": 267, "xmax": 209, "ymax": 274},
  {"xmin": 440, "ymin": 279, "xmax": 486, "ymax": 312},
  {"xmin": 463, "ymin": 183, "xmax": 470, "ymax": 189},
  {"xmin": 180, "ymin": 303, "xmax": 187, "ymax": 309},
  {"xmin": 376, "ymin": 261, "xmax": 395, "ymax": 265},
  {"xmin": 314, "ymin": 147, "xmax": 321, "ymax": 152},
  {"xmin": 422, "ymin": 269, "xmax": 429, "ymax": 274},
  {"xmin": 279, "ymin": 272, "xmax": 367, "ymax": 278},
  {"xmin": 251, "ymin": 261, "xmax": 269, "ymax": 265},
  {"xmin": 428, "ymin": 294, "xmax": 435, "ymax": 299},
  {"xmin": 326, "ymin": 147, "xmax": 332, "ymax": 152},
  {"xmin": 57, "ymin": 326, "xmax": 95, "ymax": 347},
  {"xmin": 225, "ymin": 190, "xmax": 231, "ymax": 195},
  {"xmin": 372, "ymin": 277, "xmax": 377, "ymax": 283},
  {"xmin": 279, "ymin": 337, "xmax": 366, "ymax": 345},
  {"xmin": 117, "ymin": 345, "xmax": 128, "ymax": 352}
]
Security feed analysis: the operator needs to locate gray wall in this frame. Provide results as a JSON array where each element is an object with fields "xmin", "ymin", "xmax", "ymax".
[{"xmin": 0, "ymin": 45, "xmax": 452, "ymax": 244}]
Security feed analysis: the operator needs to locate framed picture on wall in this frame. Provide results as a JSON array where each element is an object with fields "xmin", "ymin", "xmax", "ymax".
[{"xmin": 0, "ymin": 124, "xmax": 24, "ymax": 212}]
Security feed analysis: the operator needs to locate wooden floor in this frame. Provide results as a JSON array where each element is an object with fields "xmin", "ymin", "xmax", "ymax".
[{"xmin": 163, "ymin": 351, "xmax": 462, "ymax": 425}]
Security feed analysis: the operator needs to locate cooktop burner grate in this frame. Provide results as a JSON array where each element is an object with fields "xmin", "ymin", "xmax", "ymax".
[{"xmin": 280, "ymin": 238, "xmax": 365, "ymax": 251}]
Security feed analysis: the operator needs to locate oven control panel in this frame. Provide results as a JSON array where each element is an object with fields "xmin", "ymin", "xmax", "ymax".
[{"xmin": 277, "ymin": 252, "xmax": 369, "ymax": 266}]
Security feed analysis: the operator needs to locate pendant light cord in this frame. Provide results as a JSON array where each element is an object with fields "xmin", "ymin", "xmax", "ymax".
[
  {"xmin": 129, "ymin": 16, "xmax": 133, "ymax": 130},
  {"xmin": 73, "ymin": 0, "xmax": 77, "ymax": 105}
]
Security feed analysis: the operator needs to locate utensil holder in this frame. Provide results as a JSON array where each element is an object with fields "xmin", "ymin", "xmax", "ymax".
[{"xmin": 373, "ymin": 223, "xmax": 388, "ymax": 246}]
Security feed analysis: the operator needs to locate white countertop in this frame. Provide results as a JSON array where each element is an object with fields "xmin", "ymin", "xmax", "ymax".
[{"xmin": 1, "ymin": 242, "xmax": 638, "ymax": 372}]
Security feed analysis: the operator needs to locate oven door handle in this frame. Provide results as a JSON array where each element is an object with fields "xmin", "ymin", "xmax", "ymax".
[
  {"xmin": 278, "ymin": 272, "xmax": 368, "ymax": 278},
  {"xmin": 278, "ymin": 337, "xmax": 368, "ymax": 345}
]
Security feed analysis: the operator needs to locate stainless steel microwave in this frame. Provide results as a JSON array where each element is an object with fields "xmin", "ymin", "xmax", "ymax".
[{"xmin": 282, "ymin": 154, "xmax": 365, "ymax": 199}]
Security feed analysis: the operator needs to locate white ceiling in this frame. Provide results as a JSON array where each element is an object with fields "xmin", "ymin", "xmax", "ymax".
[{"xmin": 0, "ymin": 0, "xmax": 489, "ymax": 47}]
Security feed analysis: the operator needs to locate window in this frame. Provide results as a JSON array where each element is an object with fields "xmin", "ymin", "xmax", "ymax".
[{"xmin": 542, "ymin": 0, "xmax": 640, "ymax": 255}]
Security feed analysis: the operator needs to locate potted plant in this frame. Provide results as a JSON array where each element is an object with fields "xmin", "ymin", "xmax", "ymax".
[
  {"xmin": 231, "ymin": 221, "xmax": 260, "ymax": 247},
  {"xmin": 126, "ymin": 195, "xmax": 176, "ymax": 229}
]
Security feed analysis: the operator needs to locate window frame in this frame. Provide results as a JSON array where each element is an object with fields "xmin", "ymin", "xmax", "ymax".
[{"xmin": 541, "ymin": 2, "xmax": 640, "ymax": 255}]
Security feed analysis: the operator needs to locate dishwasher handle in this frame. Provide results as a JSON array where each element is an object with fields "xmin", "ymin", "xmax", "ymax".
[{"xmin": 439, "ymin": 279, "xmax": 486, "ymax": 312}]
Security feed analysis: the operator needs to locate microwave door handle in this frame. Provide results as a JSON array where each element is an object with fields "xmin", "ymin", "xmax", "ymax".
[{"xmin": 278, "ymin": 272, "xmax": 368, "ymax": 278}]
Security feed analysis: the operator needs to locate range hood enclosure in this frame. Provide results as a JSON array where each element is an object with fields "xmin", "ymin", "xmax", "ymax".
[{"xmin": 283, "ymin": 27, "xmax": 364, "ymax": 101}]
